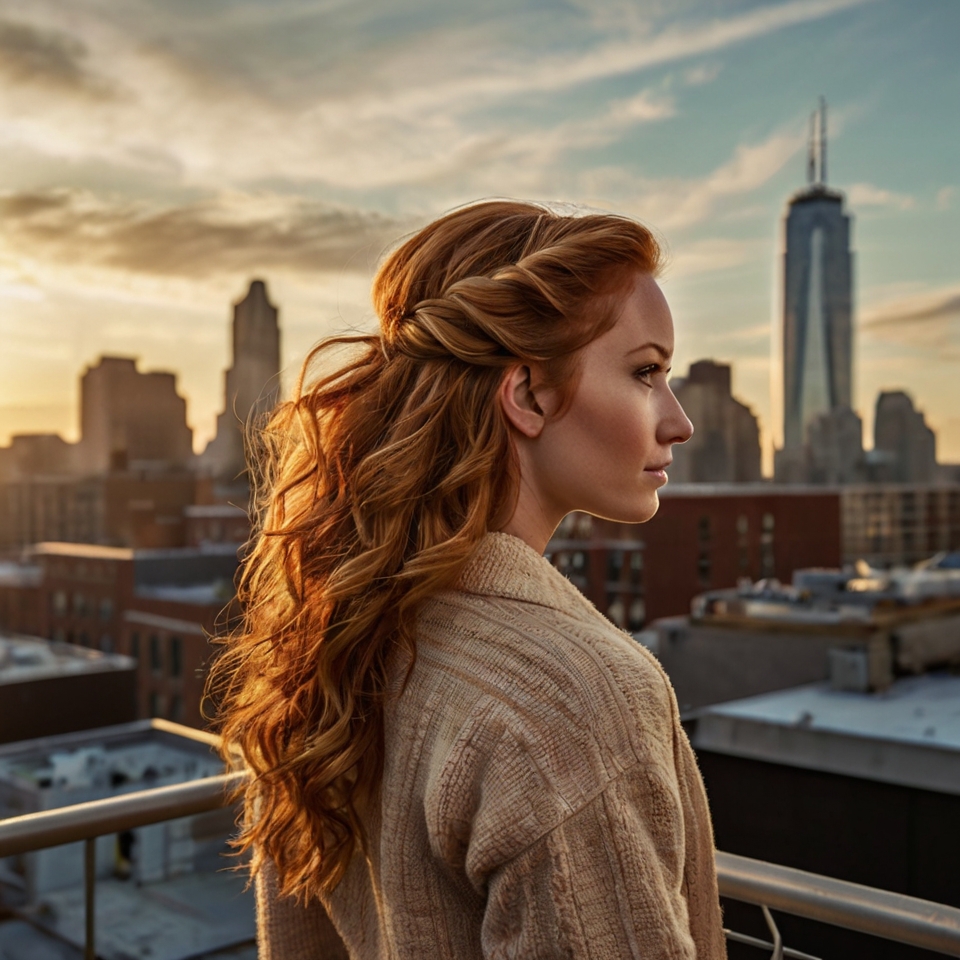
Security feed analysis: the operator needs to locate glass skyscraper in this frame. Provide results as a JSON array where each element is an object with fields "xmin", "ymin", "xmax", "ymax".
[{"xmin": 779, "ymin": 101, "xmax": 854, "ymax": 473}]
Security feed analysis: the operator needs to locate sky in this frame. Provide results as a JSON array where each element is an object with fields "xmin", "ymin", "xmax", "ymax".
[{"xmin": 0, "ymin": 0, "xmax": 958, "ymax": 472}]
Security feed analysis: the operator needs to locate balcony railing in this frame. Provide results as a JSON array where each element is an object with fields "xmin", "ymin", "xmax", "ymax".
[{"xmin": 1, "ymin": 766, "xmax": 959, "ymax": 959}]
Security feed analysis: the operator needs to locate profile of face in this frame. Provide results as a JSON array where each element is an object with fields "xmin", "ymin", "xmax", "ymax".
[{"xmin": 499, "ymin": 271, "xmax": 693, "ymax": 550}]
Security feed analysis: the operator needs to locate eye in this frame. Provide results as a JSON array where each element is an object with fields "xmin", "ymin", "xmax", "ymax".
[{"xmin": 633, "ymin": 364, "xmax": 661, "ymax": 385}]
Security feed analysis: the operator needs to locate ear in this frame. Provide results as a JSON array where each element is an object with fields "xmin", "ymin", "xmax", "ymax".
[{"xmin": 499, "ymin": 364, "xmax": 547, "ymax": 439}]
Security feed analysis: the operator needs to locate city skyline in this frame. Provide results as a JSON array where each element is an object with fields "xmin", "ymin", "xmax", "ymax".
[{"xmin": 0, "ymin": 0, "xmax": 958, "ymax": 469}]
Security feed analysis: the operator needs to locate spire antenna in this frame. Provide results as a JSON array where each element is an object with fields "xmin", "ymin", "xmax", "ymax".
[
  {"xmin": 818, "ymin": 95, "xmax": 827, "ymax": 185},
  {"xmin": 807, "ymin": 111, "xmax": 816, "ymax": 185}
]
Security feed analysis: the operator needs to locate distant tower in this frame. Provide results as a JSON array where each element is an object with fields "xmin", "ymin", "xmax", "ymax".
[
  {"xmin": 872, "ymin": 391, "xmax": 937, "ymax": 483},
  {"xmin": 776, "ymin": 98, "xmax": 856, "ymax": 481},
  {"xmin": 202, "ymin": 280, "xmax": 281, "ymax": 481},
  {"xmin": 78, "ymin": 357, "xmax": 193, "ymax": 472}
]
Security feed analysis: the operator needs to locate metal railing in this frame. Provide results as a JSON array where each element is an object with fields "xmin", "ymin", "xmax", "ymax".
[{"xmin": 1, "ymin": 771, "xmax": 959, "ymax": 959}]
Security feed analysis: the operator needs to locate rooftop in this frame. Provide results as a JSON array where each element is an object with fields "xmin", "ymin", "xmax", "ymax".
[
  {"xmin": 0, "ymin": 635, "xmax": 134, "ymax": 688},
  {"xmin": 692, "ymin": 673, "xmax": 960, "ymax": 796}
]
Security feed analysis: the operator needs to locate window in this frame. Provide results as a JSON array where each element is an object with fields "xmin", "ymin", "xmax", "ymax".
[
  {"xmin": 149, "ymin": 692, "xmax": 165, "ymax": 718},
  {"xmin": 169, "ymin": 695, "xmax": 184, "ymax": 723},
  {"xmin": 760, "ymin": 512, "xmax": 776, "ymax": 578},
  {"xmin": 737, "ymin": 515, "xmax": 750, "ymax": 573},
  {"xmin": 697, "ymin": 516, "xmax": 712, "ymax": 587},
  {"xmin": 628, "ymin": 598, "xmax": 646, "ymax": 631},
  {"xmin": 100, "ymin": 634, "xmax": 114, "ymax": 653},
  {"xmin": 629, "ymin": 551, "xmax": 643, "ymax": 588},
  {"xmin": 52, "ymin": 591, "xmax": 68, "ymax": 616},
  {"xmin": 606, "ymin": 550, "xmax": 624, "ymax": 584},
  {"xmin": 129, "ymin": 632, "xmax": 140, "ymax": 661},
  {"xmin": 169, "ymin": 636, "xmax": 182, "ymax": 678},
  {"xmin": 149, "ymin": 634, "xmax": 162, "ymax": 674},
  {"xmin": 99, "ymin": 597, "xmax": 114, "ymax": 621},
  {"xmin": 72, "ymin": 592, "xmax": 87, "ymax": 617}
]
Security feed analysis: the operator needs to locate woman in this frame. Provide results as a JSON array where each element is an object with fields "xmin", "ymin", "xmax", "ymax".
[{"xmin": 212, "ymin": 200, "xmax": 727, "ymax": 958}]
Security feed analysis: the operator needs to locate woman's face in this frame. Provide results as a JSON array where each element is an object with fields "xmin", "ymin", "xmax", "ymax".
[{"xmin": 524, "ymin": 271, "xmax": 693, "ymax": 528}]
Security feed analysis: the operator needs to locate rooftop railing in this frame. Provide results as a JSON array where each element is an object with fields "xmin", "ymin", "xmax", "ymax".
[{"xmin": 1, "ymin": 763, "xmax": 959, "ymax": 959}]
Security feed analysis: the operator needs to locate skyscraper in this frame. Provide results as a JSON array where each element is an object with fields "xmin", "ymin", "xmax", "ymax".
[
  {"xmin": 202, "ymin": 280, "xmax": 281, "ymax": 481},
  {"xmin": 776, "ymin": 100, "xmax": 856, "ymax": 481}
]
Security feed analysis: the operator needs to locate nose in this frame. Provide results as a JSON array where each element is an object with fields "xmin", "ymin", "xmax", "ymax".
[{"xmin": 658, "ymin": 385, "xmax": 694, "ymax": 446}]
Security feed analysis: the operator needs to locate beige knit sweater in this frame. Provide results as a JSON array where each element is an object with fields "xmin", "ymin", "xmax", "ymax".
[{"xmin": 257, "ymin": 532, "xmax": 726, "ymax": 959}]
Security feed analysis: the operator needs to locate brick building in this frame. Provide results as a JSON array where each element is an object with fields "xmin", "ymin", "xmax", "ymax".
[
  {"xmin": 1, "ymin": 543, "xmax": 240, "ymax": 730},
  {"xmin": 548, "ymin": 484, "xmax": 842, "ymax": 629}
]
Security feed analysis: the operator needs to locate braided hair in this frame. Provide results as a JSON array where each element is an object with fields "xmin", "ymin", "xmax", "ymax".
[{"xmin": 210, "ymin": 199, "xmax": 662, "ymax": 901}]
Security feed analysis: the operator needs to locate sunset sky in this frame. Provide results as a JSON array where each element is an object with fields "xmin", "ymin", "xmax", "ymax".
[{"xmin": 1, "ymin": 0, "xmax": 958, "ymax": 470}]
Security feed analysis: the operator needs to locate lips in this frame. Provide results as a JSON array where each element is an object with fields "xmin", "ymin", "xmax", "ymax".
[{"xmin": 645, "ymin": 460, "xmax": 672, "ymax": 472}]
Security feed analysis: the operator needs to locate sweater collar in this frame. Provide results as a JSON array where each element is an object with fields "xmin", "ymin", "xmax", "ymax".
[{"xmin": 456, "ymin": 531, "xmax": 598, "ymax": 619}]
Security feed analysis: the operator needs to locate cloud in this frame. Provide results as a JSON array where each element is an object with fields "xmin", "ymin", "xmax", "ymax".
[
  {"xmin": 0, "ymin": 18, "xmax": 113, "ymax": 98},
  {"xmin": 684, "ymin": 62, "xmax": 722, "ymax": 86},
  {"xmin": 625, "ymin": 130, "xmax": 802, "ymax": 230},
  {"xmin": 0, "ymin": 0, "xmax": 871, "ymax": 192},
  {"xmin": 663, "ymin": 237, "xmax": 761, "ymax": 278},
  {"xmin": 860, "ymin": 285, "xmax": 960, "ymax": 359},
  {"xmin": 936, "ymin": 186, "xmax": 955, "ymax": 211},
  {"xmin": 0, "ymin": 188, "xmax": 409, "ymax": 280},
  {"xmin": 847, "ymin": 182, "xmax": 915, "ymax": 211}
]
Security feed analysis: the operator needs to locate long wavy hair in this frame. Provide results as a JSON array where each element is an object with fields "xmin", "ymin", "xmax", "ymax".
[{"xmin": 210, "ymin": 199, "xmax": 663, "ymax": 901}]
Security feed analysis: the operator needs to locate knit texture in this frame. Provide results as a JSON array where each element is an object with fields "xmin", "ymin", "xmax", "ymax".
[{"xmin": 256, "ymin": 531, "xmax": 727, "ymax": 959}]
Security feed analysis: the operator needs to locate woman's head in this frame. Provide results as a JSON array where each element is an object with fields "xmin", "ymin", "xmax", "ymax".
[
  {"xmin": 369, "ymin": 199, "xmax": 666, "ymax": 529},
  {"xmin": 211, "ymin": 199, "xmax": 675, "ymax": 901}
]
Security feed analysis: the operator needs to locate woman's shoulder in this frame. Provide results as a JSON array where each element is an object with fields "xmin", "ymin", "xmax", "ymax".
[
  {"xmin": 409, "ymin": 535, "xmax": 681, "ymax": 838},
  {"xmin": 417, "ymin": 531, "xmax": 676, "ymax": 741}
]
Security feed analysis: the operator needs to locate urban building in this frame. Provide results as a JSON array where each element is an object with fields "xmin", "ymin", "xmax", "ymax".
[
  {"xmin": 0, "ymin": 467, "xmax": 204, "ymax": 552},
  {"xmin": 871, "ymin": 390, "xmax": 938, "ymax": 483},
  {"xmin": 77, "ymin": 356, "xmax": 194, "ymax": 473},
  {"xmin": 185, "ymin": 504, "xmax": 251, "ymax": 548},
  {"xmin": 646, "ymin": 554, "xmax": 960, "ymax": 713},
  {"xmin": 841, "ymin": 483, "xmax": 960, "ymax": 567},
  {"xmin": 0, "ymin": 561, "xmax": 41, "ymax": 637},
  {"xmin": 0, "ymin": 542, "xmax": 241, "ymax": 729},
  {"xmin": 805, "ymin": 404, "xmax": 864, "ymax": 484},
  {"xmin": 0, "ymin": 634, "xmax": 136, "ymax": 743},
  {"xmin": 776, "ymin": 100, "xmax": 855, "ymax": 482},
  {"xmin": 667, "ymin": 361, "xmax": 762, "ymax": 483},
  {"xmin": 547, "ymin": 484, "xmax": 842, "ymax": 630},
  {"xmin": 0, "ymin": 721, "xmax": 254, "ymax": 960},
  {"xmin": 202, "ymin": 280, "xmax": 281, "ymax": 482},
  {"xmin": 691, "ymin": 675, "xmax": 960, "ymax": 959},
  {"xmin": 0, "ymin": 434, "xmax": 77, "ymax": 481}
]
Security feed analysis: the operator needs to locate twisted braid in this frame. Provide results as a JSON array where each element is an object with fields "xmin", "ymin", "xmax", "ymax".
[{"xmin": 211, "ymin": 199, "xmax": 663, "ymax": 901}]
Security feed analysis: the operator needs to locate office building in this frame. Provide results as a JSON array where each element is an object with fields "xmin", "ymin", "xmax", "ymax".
[
  {"xmin": 78, "ymin": 356, "xmax": 194, "ymax": 473},
  {"xmin": 668, "ymin": 361, "xmax": 762, "ymax": 483},
  {"xmin": 871, "ymin": 390, "xmax": 937, "ymax": 483},
  {"xmin": 776, "ymin": 100, "xmax": 855, "ymax": 481},
  {"xmin": 202, "ymin": 280, "xmax": 281, "ymax": 481}
]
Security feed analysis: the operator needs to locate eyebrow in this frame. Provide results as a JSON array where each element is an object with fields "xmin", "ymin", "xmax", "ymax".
[{"xmin": 625, "ymin": 342, "xmax": 672, "ymax": 360}]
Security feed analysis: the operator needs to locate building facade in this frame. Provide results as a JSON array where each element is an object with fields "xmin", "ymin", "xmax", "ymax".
[
  {"xmin": 547, "ymin": 484, "xmax": 843, "ymax": 631},
  {"xmin": 202, "ymin": 279, "xmax": 281, "ymax": 481},
  {"xmin": 872, "ymin": 390, "xmax": 937, "ymax": 483},
  {"xmin": 668, "ymin": 360, "xmax": 762, "ymax": 484},
  {"xmin": 78, "ymin": 356, "xmax": 194, "ymax": 473},
  {"xmin": 777, "ymin": 101, "xmax": 856, "ymax": 481}
]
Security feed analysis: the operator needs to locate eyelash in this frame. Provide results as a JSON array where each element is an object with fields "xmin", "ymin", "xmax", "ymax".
[{"xmin": 633, "ymin": 364, "xmax": 669, "ymax": 385}]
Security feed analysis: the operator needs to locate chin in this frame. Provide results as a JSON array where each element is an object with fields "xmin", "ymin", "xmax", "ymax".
[{"xmin": 594, "ymin": 492, "xmax": 660, "ymax": 525}]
